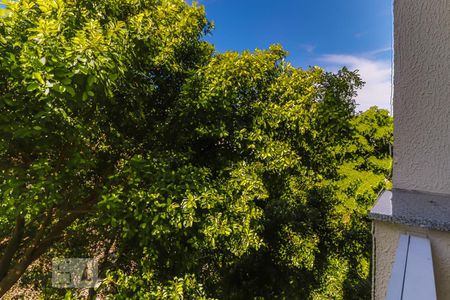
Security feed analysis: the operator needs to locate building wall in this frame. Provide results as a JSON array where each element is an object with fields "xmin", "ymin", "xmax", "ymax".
[
  {"xmin": 373, "ymin": 221, "xmax": 450, "ymax": 300},
  {"xmin": 393, "ymin": 0, "xmax": 450, "ymax": 194},
  {"xmin": 376, "ymin": 1, "xmax": 450, "ymax": 298}
]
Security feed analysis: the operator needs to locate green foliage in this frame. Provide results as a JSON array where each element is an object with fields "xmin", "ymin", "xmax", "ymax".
[
  {"xmin": 0, "ymin": 0, "xmax": 392, "ymax": 299},
  {"xmin": 104, "ymin": 272, "xmax": 212, "ymax": 300}
]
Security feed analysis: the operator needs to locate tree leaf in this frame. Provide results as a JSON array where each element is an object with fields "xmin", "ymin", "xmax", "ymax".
[
  {"xmin": 66, "ymin": 86, "xmax": 75, "ymax": 97},
  {"xmin": 33, "ymin": 72, "xmax": 45, "ymax": 84},
  {"xmin": 26, "ymin": 82, "xmax": 40, "ymax": 91}
]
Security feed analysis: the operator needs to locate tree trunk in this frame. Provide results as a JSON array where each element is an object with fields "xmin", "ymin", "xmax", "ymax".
[
  {"xmin": 0, "ymin": 216, "xmax": 25, "ymax": 280},
  {"xmin": 0, "ymin": 211, "xmax": 86, "ymax": 297},
  {"xmin": 0, "ymin": 260, "xmax": 31, "ymax": 297},
  {"xmin": 0, "ymin": 192, "xmax": 99, "ymax": 297}
]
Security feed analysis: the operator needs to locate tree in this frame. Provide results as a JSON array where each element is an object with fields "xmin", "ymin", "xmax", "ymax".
[
  {"xmin": 305, "ymin": 107, "xmax": 392, "ymax": 300},
  {"xmin": 0, "ymin": 0, "xmax": 215, "ymax": 295},
  {"xmin": 213, "ymin": 100, "xmax": 392, "ymax": 300},
  {"xmin": 0, "ymin": 0, "xmax": 391, "ymax": 298}
]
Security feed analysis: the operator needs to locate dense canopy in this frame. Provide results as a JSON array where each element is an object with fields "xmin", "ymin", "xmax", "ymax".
[{"xmin": 0, "ymin": 0, "xmax": 392, "ymax": 299}]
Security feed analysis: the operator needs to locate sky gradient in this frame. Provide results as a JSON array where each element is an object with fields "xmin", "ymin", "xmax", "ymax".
[{"xmin": 197, "ymin": 0, "xmax": 393, "ymax": 112}]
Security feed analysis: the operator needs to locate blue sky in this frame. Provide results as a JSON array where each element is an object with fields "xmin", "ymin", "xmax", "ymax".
[{"xmin": 197, "ymin": 0, "xmax": 393, "ymax": 112}]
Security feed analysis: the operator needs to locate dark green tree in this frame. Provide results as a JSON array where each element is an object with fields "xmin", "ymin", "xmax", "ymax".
[{"xmin": 0, "ymin": 0, "xmax": 391, "ymax": 298}]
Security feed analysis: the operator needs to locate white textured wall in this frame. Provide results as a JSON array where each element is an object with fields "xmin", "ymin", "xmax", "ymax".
[
  {"xmin": 393, "ymin": 0, "xmax": 450, "ymax": 194},
  {"xmin": 376, "ymin": 1, "xmax": 450, "ymax": 297}
]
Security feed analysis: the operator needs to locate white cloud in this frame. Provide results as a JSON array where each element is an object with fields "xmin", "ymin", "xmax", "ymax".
[
  {"xmin": 319, "ymin": 53, "xmax": 392, "ymax": 113},
  {"xmin": 298, "ymin": 43, "xmax": 316, "ymax": 54},
  {"xmin": 354, "ymin": 32, "xmax": 367, "ymax": 38}
]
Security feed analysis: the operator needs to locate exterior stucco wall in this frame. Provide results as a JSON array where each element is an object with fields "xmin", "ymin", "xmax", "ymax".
[
  {"xmin": 393, "ymin": 0, "xmax": 450, "ymax": 194},
  {"xmin": 373, "ymin": 221, "xmax": 450, "ymax": 300},
  {"xmin": 375, "ymin": 1, "xmax": 450, "ymax": 298}
]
